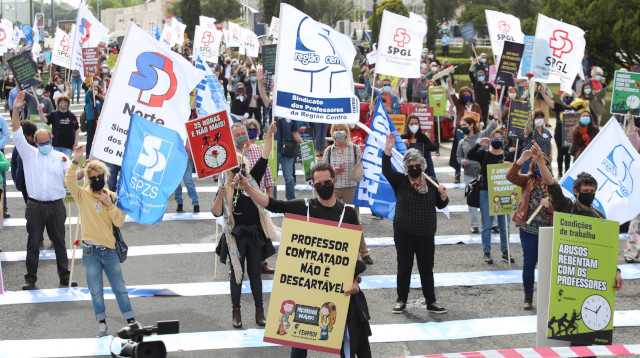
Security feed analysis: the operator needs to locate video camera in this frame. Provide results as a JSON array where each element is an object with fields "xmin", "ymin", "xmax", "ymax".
[{"xmin": 113, "ymin": 320, "xmax": 179, "ymax": 358}]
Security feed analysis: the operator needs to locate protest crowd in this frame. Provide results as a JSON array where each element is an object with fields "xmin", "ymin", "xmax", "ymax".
[{"xmin": 0, "ymin": 2, "xmax": 638, "ymax": 358}]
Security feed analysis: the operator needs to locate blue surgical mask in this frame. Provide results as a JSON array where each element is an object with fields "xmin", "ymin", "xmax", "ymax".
[
  {"xmin": 564, "ymin": 97, "xmax": 573, "ymax": 105},
  {"xmin": 428, "ymin": 54, "xmax": 434, "ymax": 59},
  {"xmin": 463, "ymin": 95, "xmax": 472, "ymax": 103},
  {"xmin": 580, "ymin": 117, "xmax": 591, "ymax": 125},
  {"xmin": 420, "ymin": 74, "xmax": 426, "ymax": 80},
  {"xmin": 383, "ymin": 85, "xmax": 391, "ymax": 93},
  {"xmin": 594, "ymin": 75, "xmax": 601, "ymax": 81},
  {"xmin": 478, "ymin": 75, "xmax": 485, "ymax": 81},
  {"xmin": 247, "ymin": 129, "xmax": 258, "ymax": 139},
  {"xmin": 480, "ymin": 58, "xmax": 487, "ymax": 63},
  {"xmin": 38, "ymin": 144, "xmax": 52, "ymax": 155},
  {"xmin": 93, "ymin": 90, "xmax": 98, "ymax": 96},
  {"xmin": 584, "ymin": 88, "xmax": 592, "ymax": 95},
  {"xmin": 57, "ymin": 84, "xmax": 64, "ymax": 90},
  {"xmin": 93, "ymin": 80, "xmax": 99, "ymax": 85},
  {"xmin": 250, "ymin": 76, "xmax": 257, "ymax": 82}
]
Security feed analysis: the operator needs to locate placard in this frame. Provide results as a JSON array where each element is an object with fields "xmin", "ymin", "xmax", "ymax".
[
  {"xmin": 464, "ymin": 110, "xmax": 480, "ymax": 125},
  {"xmin": 7, "ymin": 52, "xmax": 42, "ymax": 89},
  {"xmin": 106, "ymin": 53, "xmax": 118, "ymax": 70},
  {"xmin": 507, "ymin": 100, "xmax": 529, "ymax": 139},
  {"xmin": 486, "ymin": 163, "xmax": 521, "ymax": 216},
  {"xmin": 82, "ymin": 47, "xmax": 100, "ymax": 77},
  {"xmin": 547, "ymin": 212, "xmax": 618, "ymax": 345},
  {"xmin": 495, "ymin": 41, "xmax": 524, "ymax": 87},
  {"xmin": 299, "ymin": 141, "xmax": 315, "ymax": 183},
  {"xmin": 29, "ymin": 114, "xmax": 50, "ymax": 131},
  {"xmin": 561, "ymin": 112, "xmax": 580, "ymax": 148},
  {"xmin": 390, "ymin": 114, "xmax": 406, "ymax": 134},
  {"xmin": 262, "ymin": 44, "xmax": 277, "ymax": 76},
  {"xmin": 519, "ymin": 35, "xmax": 535, "ymax": 78},
  {"xmin": 460, "ymin": 22, "xmax": 476, "ymax": 45},
  {"xmin": 263, "ymin": 214, "xmax": 362, "ymax": 354},
  {"xmin": 255, "ymin": 140, "xmax": 278, "ymax": 184},
  {"xmin": 406, "ymin": 103, "xmax": 435, "ymax": 140},
  {"xmin": 428, "ymin": 87, "xmax": 447, "ymax": 117},
  {"xmin": 610, "ymin": 70, "xmax": 640, "ymax": 116},
  {"xmin": 185, "ymin": 111, "xmax": 238, "ymax": 179}
]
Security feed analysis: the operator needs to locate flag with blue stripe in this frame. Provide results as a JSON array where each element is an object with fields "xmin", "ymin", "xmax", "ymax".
[
  {"xmin": 193, "ymin": 47, "xmax": 228, "ymax": 117},
  {"xmin": 151, "ymin": 22, "xmax": 161, "ymax": 40},
  {"xmin": 353, "ymin": 97, "xmax": 407, "ymax": 220},
  {"xmin": 117, "ymin": 114, "xmax": 187, "ymax": 225}
]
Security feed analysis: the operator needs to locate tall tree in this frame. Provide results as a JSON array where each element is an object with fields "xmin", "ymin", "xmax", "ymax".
[
  {"xmin": 179, "ymin": 0, "xmax": 200, "ymax": 40},
  {"xmin": 425, "ymin": 0, "xmax": 459, "ymax": 49},
  {"xmin": 84, "ymin": 0, "xmax": 146, "ymax": 16},
  {"xmin": 261, "ymin": 0, "xmax": 280, "ymax": 23},
  {"xmin": 168, "ymin": 0, "xmax": 241, "ymax": 25},
  {"xmin": 274, "ymin": 0, "xmax": 306, "ymax": 19},
  {"xmin": 425, "ymin": 0, "xmax": 436, "ymax": 50},
  {"xmin": 457, "ymin": 4, "xmax": 499, "ymax": 37},
  {"xmin": 304, "ymin": 0, "xmax": 356, "ymax": 28},
  {"xmin": 367, "ymin": 0, "xmax": 408, "ymax": 44}
]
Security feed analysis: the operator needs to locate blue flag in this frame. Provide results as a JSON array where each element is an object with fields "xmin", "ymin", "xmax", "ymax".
[
  {"xmin": 194, "ymin": 47, "xmax": 229, "ymax": 117},
  {"xmin": 118, "ymin": 114, "xmax": 187, "ymax": 224},
  {"xmin": 353, "ymin": 97, "xmax": 407, "ymax": 219},
  {"xmin": 21, "ymin": 24, "xmax": 33, "ymax": 45},
  {"xmin": 151, "ymin": 22, "xmax": 161, "ymax": 40}
]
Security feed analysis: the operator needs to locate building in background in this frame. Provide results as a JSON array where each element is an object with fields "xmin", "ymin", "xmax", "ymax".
[{"xmin": 101, "ymin": 0, "xmax": 169, "ymax": 33}]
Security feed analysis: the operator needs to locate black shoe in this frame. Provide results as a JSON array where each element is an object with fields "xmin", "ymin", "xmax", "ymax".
[
  {"xmin": 492, "ymin": 226, "xmax": 500, "ymax": 233},
  {"xmin": 426, "ymin": 303, "xmax": 447, "ymax": 314},
  {"xmin": 193, "ymin": 205, "xmax": 200, "ymax": 213},
  {"xmin": 372, "ymin": 214, "xmax": 384, "ymax": 220},
  {"xmin": 392, "ymin": 301, "xmax": 406, "ymax": 314},
  {"xmin": 471, "ymin": 227, "xmax": 479, "ymax": 234},
  {"xmin": 22, "ymin": 281, "xmax": 36, "ymax": 290},
  {"xmin": 484, "ymin": 252, "xmax": 493, "ymax": 264},
  {"xmin": 60, "ymin": 278, "xmax": 78, "ymax": 287},
  {"xmin": 176, "ymin": 204, "xmax": 184, "ymax": 212},
  {"xmin": 502, "ymin": 251, "xmax": 515, "ymax": 263}
]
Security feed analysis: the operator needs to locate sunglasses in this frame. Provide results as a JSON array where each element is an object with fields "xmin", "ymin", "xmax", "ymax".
[
  {"xmin": 491, "ymin": 137, "xmax": 503, "ymax": 142},
  {"xmin": 407, "ymin": 164, "xmax": 421, "ymax": 170},
  {"xmin": 312, "ymin": 180, "xmax": 334, "ymax": 189},
  {"xmin": 231, "ymin": 165, "xmax": 246, "ymax": 175},
  {"xmin": 37, "ymin": 141, "xmax": 51, "ymax": 147},
  {"xmin": 248, "ymin": 127, "xmax": 257, "ymax": 131},
  {"xmin": 89, "ymin": 174, "xmax": 105, "ymax": 182}
]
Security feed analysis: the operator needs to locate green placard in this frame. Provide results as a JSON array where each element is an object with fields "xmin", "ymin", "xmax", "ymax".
[
  {"xmin": 106, "ymin": 53, "xmax": 118, "ymax": 70},
  {"xmin": 428, "ymin": 87, "xmax": 447, "ymax": 117},
  {"xmin": 255, "ymin": 140, "xmax": 278, "ymax": 184},
  {"xmin": 610, "ymin": 70, "xmax": 640, "ymax": 116},
  {"xmin": 486, "ymin": 163, "xmax": 521, "ymax": 216},
  {"xmin": 547, "ymin": 212, "xmax": 619, "ymax": 345},
  {"xmin": 30, "ymin": 114, "xmax": 51, "ymax": 131},
  {"xmin": 299, "ymin": 141, "xmax": 315, "ymax": 183},
  {"xmin": 40, "ymin": 72, "xmax": 50, "ymax": 84}
]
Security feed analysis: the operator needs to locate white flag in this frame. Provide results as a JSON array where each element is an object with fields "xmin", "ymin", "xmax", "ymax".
[
  {"xmin": 366, "ymin": 43, "xmax": 377, "ymax": 65},
  {"xmin": 0, "ymin": 19, "xmax": 15, "ymax": 50},
  {"xmin": 559, "ymin": 119, "xmax": 640, "ymax": 223},
  {"xmin": 160, "ymin": 23, "xmax": 174, "ymax": 48},
  {"xmin": 376, "ymin": 10, "xmax": 426, "ymax": 79},
  {"xmin": 227, "ymin": 22, "xmax": 241, "ymax": 47},
  {"xmin": 222, "ymin": 29, "xmax": 230, "ymax": 46},
  {"xmin": 171, "ymin": 18, "xmax": 186, "ymax": 46},
  {"xmin": 530, "ymin": 14, "xmax": 586, "ymax": 93},
  {"xmin": 273, "ymin": 4, "xmax": 359, "ymax": 124},
  {"xmin": 92, "ymin": 23, "xmax": 205, "ymax": 165},
  {"xmin": 32, "ymin": 15, "xmax": 40, "ymax": 43},
  {"xmin": 193, "ymin": 25, "xmax": 222, "ymax": 63},
  {"xmin": 199, "ymin": 16, "xmax": 216, "ymax": 30},
  {"xmin": 51, "ymin": 28, "xmax": 72, "ymax": 68},
  {"xmin": 268, "ymin": 17, "xmax": 280, "ymax": 38},
  {"xmin": 70, "ymin": 4, "xmax": 109, "ymax": 77},
  {"xmin": 485, "ymin": 10, "xmax": 524, "ymax": 64},
  {"xmin": 240, "ymin": 28, "xmax": 259, "ymax": 58}
]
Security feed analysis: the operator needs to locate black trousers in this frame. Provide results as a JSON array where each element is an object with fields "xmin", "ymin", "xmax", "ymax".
[
  {"xmin": 25, "ymin": 199, "xmax": 69, "ymax": 283},
  {"xmin": 229, "ymin": 233, "xmax": 263, "ymax": 309},
  {"xmin": 86, "ymin": 120, "xmax": 96, "ymax": 159},
  {"xmin": 394, "ymin": 226, "xmax": 436, "ymax": 304},
  {"xmin": 557, "ymin": 144, "xmax": 571, "ymax": 176},
  {"xmin": 247, "ymin": 106, "xmax": 262, "ymax": 123},
  {"xmin": 222, "ymin": 78, "xmax": 229, "ymax": 99}
]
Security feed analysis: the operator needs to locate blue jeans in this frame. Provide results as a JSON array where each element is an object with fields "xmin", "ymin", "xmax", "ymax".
[
  {"xmin": 105, "ymin": 163, "xmax": 121, "ymax": 192},
  {"xmin": 520, "ymin": 229, "xmax": 539, "ymax": 294},
  {"xmin": 174, "ymin": 159, "xmax": 199, "ymax": 205},
  {"xmin": 479, "ymin": 190, "xmax": 508, "ymax": 253},
  {"xmin": 311, "ymin": 122, "xmax": 329, "ymax": 151},
  {"xmin": 278, "ymin": 153, "xmax": 296, "ymax": 200},
  {"xmin": 71, "ymin": 77, "xmax": 82, "ymax": 100},
  {"xmin": 54, "ymin": 146, "xmax": 73, "ymax": 156},
  {"xmin": 82, "ymin": 245, "xmax": 134, "ymax": 322}
]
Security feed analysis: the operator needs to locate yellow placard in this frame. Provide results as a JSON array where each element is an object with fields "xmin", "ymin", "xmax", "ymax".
[
  {"xmin": 263, "ymin": 214, "xmax": 362, "ymax": 354},
  {"xmin": 390, "ymin": 114, "xmax": 406, "ymax": 134}
]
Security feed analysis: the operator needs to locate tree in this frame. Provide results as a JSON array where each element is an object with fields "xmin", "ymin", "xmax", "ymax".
[
  {"xmin": 84, "ymin": 0, "xmax": 146, "ymax": 16},
  {"xmin": 273, "ymin": 0, "xmax": 306, "ymax": 20},
  {"xmin": 261, "ymin": 0, "xmax": 279, "ymax": 23},
  {"xmin": 304, "ymin": 0, "xmax": 356, "ymax": 28},
  {"xmin": 179, "ymin": 0, "xmax": 200, "ymax": 40},
  {"xmin": 425, "ymin": 0, "xmax": 459, "ymax": 49},
  {"xmin": 168, "ymin": 0, "xmax": 241, "ymax": 25},
  {"xmin": 367, "ymin": 0, "xmax": 408, "ymax": 44},
  {"xmin": 457, "ymin": 4, "xmax": 499, "ymax": 37},
  {"xmin": 425, "ymin": 0, "xmax": 436, "ymax": 50}
]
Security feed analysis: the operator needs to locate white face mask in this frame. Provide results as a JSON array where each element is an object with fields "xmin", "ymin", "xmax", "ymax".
[
  {"xmin": 535, "ymin": 118, "xmax": 544, "ymax": 127},
  {"xmin": 35, "ymin": 89, "xmax": 44, "ymax": 96},
  {"xmin": 431, "ymin": 66, "xmax": 438, "ymax": 73},
  {"xmin": 409, "ymin": 124, "xmax": 420, "ymax": 134},
  {"xmin": 508, "ymin": 92, "xmax": 517, "ymax": 99}
]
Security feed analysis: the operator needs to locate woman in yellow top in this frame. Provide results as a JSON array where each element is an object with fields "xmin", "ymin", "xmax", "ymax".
[{"xmin": 65, "ymin": 146, "xmax": 137, "ymax": 338}]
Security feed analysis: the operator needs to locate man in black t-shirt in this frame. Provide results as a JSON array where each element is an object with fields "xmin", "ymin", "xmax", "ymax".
[{"xmin": 38, "ymin": 95, "xmax": 78, "ymax": 157}]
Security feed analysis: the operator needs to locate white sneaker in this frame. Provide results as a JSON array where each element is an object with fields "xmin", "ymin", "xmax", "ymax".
[{"xmin": 97, "ymin": 322, "xmax": 108, "ymax": 337}]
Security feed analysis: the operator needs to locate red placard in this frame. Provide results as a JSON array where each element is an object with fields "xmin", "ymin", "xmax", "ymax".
[
  {"xmin": 186, "ymin": 111, "xmax": 238, "ymax": 179},
  {"xmin": 82, "ymin": 47, "xmax": 100, "ymax": 77},
  {"xmin": 406, "ymin": 104, "xmax": 435, "ymax": 140}
]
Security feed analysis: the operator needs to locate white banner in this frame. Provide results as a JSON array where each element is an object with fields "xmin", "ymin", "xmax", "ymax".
[
  {"xmin": 376, "ymin": 10, "xmax": 426, "ymax": 79},
  {"xmin": 227, "ymin": 22, "xmax": 241, "ymax": 47},
  {"xmin": 366, "ymin": 43, "xmax": 377, "ymax": 65},
  {"xmin": 51, "ymin": 28, "xmax": 72, "ymax": 68},
  {"xmin": 193, "ymin": 25, "xmax": 221, "ymax": 63},
  {"xmin": 92, "ymin": 23, "xmax": 205, "ymax": 165},
  {"xmin": 240, "ymin": 28, "xmax": 259, "ymax": 58},
  {"xmin": 199, "ymin": 16, "xmax": 216, "ymax": 30},
  {"xmin": 268, "ymin": 17, "xmax": 280, "ymax": 38},
  {"xmin": 160, "ymin": 23, "xmax": 175, "ymax": 48},
  {"xmin": 222, "ymin": 29, "xmax": 230, "ymax": 46},
  {"xmin": 530, "ymin": 14, "xmax": 585, "ymax": 93},
  {"xmin": 485, "ymin": 10, "xmax": 524, "ymax": 64},
  {"xmin": 70, "ymin": 4, "xmax": 108, "ymax": 77},
  {"xmin": 559, "ymin": 119, "xmax": 640, "ymax": 224},
  {"xmin": 171, "ymin": 18, "xmax": 186, "ymax": 46},
  {"xmin": 0, "ymin": 19, "xmax": 15, "ymax": 50},
  {"xmin": 273, "ymin": 4, "xmax": 359, "ymax": 124}
]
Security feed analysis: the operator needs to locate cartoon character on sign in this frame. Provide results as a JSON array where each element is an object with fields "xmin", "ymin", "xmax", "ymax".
[
  {"xmin": 293, "ymin": 17, "xmax": 348, "ymax": 93},
  {"xmin": 318, "ymin": 302, "xmax": 336, "ymax": 340},
  {"xmin": 493, "ymin": 195, "xmax": 500, "ymax": 213},
  {"xmin": 277, "ymin": 300, "xmax": 296, "ymax": 335},
  {"xmin": 511, "ymin": 192, "xmax": 518, "ymax": 210},
  {"xmin": 128, "ymin": 52, "xmax": 177, "ymax": 107},
  {"xmin": 79, "ymin": 18, "xmax": 91, "ymax": 44}
]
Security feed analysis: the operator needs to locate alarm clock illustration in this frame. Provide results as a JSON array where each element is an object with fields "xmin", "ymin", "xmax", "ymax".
[
  {"xmin": 580, "ymin": 294, "xmax": 612, "ymax": 331},
  {"xmin": 626, "ymin": 95, "xmax": 640, "ymax": 110},
  {"xmin": 202, "ymin": 132, "xmax": 230, "ymax": 170}
]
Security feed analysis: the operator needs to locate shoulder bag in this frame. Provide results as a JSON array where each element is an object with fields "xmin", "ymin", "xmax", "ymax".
[
  {"xmin": 465, "ymin": 175, "xmax": 482, "ymax": 208},
  {"xmin": 110, "ymin": 196, "xmax": 128, "ymax": 263},
  {"xmin": 348, "ymin": 144, "xmax": 364, "ymax": 182}
]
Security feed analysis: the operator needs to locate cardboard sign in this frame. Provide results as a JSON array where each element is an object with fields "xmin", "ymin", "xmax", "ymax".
[
  {"xmin": 390, "ymin": 114, "xmax": 406, "ymax": 134},
  {"xmin": 262, "ymin": 44, "xmax": 277, "ymax": 76},
  {"xmin": 519, "ymin": 35, "xmax": 535, "ymax": 79},
  {"xmin": 263, "ymin": 214, "xmax": 362, "ymax": 354},
  {"xmin": 488, "ymin": 65, "xmax": 497, "ymax": 87},
  {"xmin": 255, "ymin": 140, "xmax": 278, "ymax": 184},
  {"xmin": 40, "ymin": 72, "xmax": 50, "ymax": 84},
  {"xmin": 185, "ymin": 111, "xmax": 238, "ymax": 179},
  {"xmin": 486, "ymin": 163, "xmax": 521, "ymax": 216},
  {"xmin": 507, "ymin": 100, "xmax": 529, "ymax": 139},
  {"xmin": 460, "ymin": 22, "xmax": 476, "ymax": 45},
  {"xmin": 406, "ymin": 103, "xmax": 435, "ymax": 140},
  {"xmin": 464, "ymin": 110, "xmax": 480, "ymax": 125},
  {"xmin": 82, "ymin": 47, "xmax": 100, "ymax": 77},
  {"xmin": 29, "ymin": 114, "xmax": 51, "ymax": 131},
  {"xmin": 106, "ymin": 53, "xmax": 118, "ymax": 70},
  {"xmin": 561, "ymin": 112, "xmax": 580, "ymax": 148},
  {"xmin": 547, "ymin": 213, "xmax": 618, "ymax": 345},
  {"xmin": 7, "ymin": 52, "xmax": 42, "ymax": 89},
  {"xmin": 428, "ymin": 87, "xmax": 447, "ymax": 117},
  {"xmin": 299, "ymin": 141, "xmax": 316, "ymax": 183},
  {"xmin": 611, "ymin": 70, "xmax": 640, "ymax": 116},
  {"xmin": 495, "ymin": 41, "xmax": 524, "ymax": 87}
]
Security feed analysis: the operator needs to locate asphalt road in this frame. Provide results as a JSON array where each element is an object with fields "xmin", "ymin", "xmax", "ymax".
[{"xmin": 0, "ymin": 103, "xmax": 637, "ymax": 358}]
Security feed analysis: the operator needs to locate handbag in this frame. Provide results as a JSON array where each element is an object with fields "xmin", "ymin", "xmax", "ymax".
[
  {"xmin": 278, "ymin": 119, "xmax": 297, "ymax": 158},
  {"xmin": 110, "ymin": 196, "xmax": 128, "ymax": 263},
  {"xmin": 465, "ymin": 175, "xmax": 482, "ymax": 208},
  {"xmin": 348, "ymin": 145, "xmax": 364, "ymax": 182}
]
